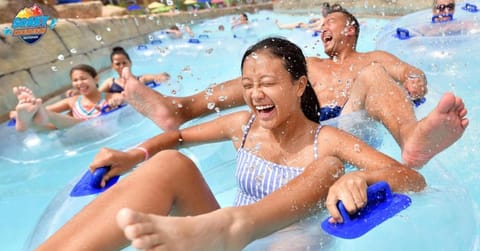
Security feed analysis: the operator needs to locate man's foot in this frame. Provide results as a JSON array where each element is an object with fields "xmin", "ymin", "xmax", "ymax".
[
  {"xmin": 122, "ymin": 67, "xmax": 186, "ymax": 131},
  {"xmin": 402, "ymin": 92, "xmax": 469, "ymax": 168},
  {"xmin": 117, "ymin": 208, "xmax": 244, "ymax": 251}
]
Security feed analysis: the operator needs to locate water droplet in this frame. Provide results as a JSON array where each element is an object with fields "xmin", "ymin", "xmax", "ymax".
[
  {"xmin": 51, "ymin": 66, "xmax": 58, "ymax": 71},
  {"xmin": 207, "ymin": 102, "xmax": 215, "ymax": 110},
  {"xmin": 353, "ymin": 144, "xmax": 360, "ymax": 152},
  {"xmin": 182, "ymin": 66, "xmax": 191, "ymax": 72},
  {"xmin": 70, "ymin": 48, "xmax": 77, "ymax": 54},
  {"xmin": 291, "ymin": 203, "xmax": 299, "ymax": 211},
  {"xmin": 177, "ymin": 103, "xmax": 183, "ymax": 108},
  {"xmin": 241, "ymin": 124, "xmax": 248, "ymax": 133},
  {"xmin": 171, "ymin": 90, "xmax": 177, "ymax": 95},
  {"xmin": 214, "ymin": 107, "xmax": 220, "ymax": 113},
  {"xmin": 95, "ymin": 35, "xmax": 102, "ymax": 41},
  {"xmin": 148, "ymin": 15, "xmax": 154, "ymax": 20},
  {"xmin": 148, "ymin": 35, "xmax": 153, "ymax": 41},
  {"xmin": 57, "ymin": 54, "xmax": 64, "ymax": 61},
  {"xmin": 106, "ymin": 27, "xmax": 111, "ymax": 32},
  {"xmin": 218, "ymin": 95, "xmax": 227, "ymax": 102},
  {"xmin": 205, "ymin": 86, "xmax": 214, "ymax": 96}
]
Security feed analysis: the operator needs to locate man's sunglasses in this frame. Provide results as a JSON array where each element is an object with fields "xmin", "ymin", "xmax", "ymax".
[{"xmin": 436, "ymin": 3, "xmax": 455, "ymax": 11}]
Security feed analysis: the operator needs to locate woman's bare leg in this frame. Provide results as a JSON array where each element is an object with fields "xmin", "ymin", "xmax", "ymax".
[
  {"xmin": 122, "ymin": 67, "xmax": 245, "ymax": 131},
  {"xmin": 37, "ymin": 150, "xmax": 219, "ymax": 251},
  {"xmin": 14, "ymin": 97, "xmax": 42, "ymax": 132}
]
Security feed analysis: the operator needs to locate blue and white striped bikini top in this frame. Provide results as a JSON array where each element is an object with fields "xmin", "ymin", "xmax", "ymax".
[{"xmin": 234, "ymin": 115, "xmax": 322, "ymax": 206}]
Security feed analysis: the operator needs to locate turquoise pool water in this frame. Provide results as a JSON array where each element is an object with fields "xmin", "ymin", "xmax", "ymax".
[{"xmin": 1, "ymin": 9, "xmax": 478, "ymax": 251}]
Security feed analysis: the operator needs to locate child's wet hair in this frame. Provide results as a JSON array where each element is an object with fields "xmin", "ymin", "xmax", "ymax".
[
  {"xmin": 241, "ymin": 37, "xmax": 321, "ymax": 123},
  {"xmin": 110, "ymin": 46, "xmax": 131, "ymax": 63},
  {"xmin": 70, "ymin": 64, "xmax": 98, "ymax": 78}
]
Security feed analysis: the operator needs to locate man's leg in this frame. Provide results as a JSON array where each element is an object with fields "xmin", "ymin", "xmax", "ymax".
[{"xmin": 351, "ymin": 63, "xmax": 468, "ymax": 168}]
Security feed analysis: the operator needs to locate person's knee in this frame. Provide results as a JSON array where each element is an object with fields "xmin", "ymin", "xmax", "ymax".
[
  {"xmin": 356, "ymin": 62, "xmax": 390, "ymax": 84},
  {"xmin": 150, "ymin": 150, "xmax": 197, "ymax": 173},
  {"xmin": 152, "ymin": 149, "xmax": 188, "ymax": 163}
]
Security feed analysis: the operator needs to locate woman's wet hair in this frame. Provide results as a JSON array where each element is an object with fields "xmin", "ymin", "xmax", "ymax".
[
  {"xmin": 241, "ymin": 37, "xmax": 321, "ymax": 123},
  {"xmin": 110, "ymin": 46, "xmax": 131, "ymax": 63},
  {"xmin": 70, "ymin": 64, "xmax": 98, "ymax": 78}
]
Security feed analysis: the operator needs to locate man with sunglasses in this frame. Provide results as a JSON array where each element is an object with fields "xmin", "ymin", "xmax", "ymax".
[{"xmin": 432, "ymin": 0, "xmax": 455, "ymax": 23}]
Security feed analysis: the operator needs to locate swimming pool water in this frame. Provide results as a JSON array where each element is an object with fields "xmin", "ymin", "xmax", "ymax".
[{"xmin": 1, "ymin": 9, "xmax": 478, "ymax": 250}]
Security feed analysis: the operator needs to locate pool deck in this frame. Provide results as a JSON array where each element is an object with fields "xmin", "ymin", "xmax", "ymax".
[{"xmin": 0, "ymin": 0, "xmax": 426, "ymax": 123}]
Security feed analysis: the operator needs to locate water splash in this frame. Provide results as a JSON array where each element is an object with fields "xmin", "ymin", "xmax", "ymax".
[{"xmin": 207, "ymin": 102, "xmax": 216, "ymax": 110}]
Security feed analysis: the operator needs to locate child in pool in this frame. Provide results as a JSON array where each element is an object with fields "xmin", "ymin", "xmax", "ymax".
[{"xmin": 13, "ymin": 64, "xmax": 125, "ymax": 131}]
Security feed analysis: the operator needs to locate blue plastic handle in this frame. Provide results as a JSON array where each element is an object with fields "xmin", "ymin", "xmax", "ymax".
[
  {"xmin": 337, "ymin": 181, "xmax": 391, "ymax": 222},
  {"xmin": 7, "ymin": 118, "xmax": 16, "ymax": 127},
  {"xmin": 145, "ymin": 81, "xmax": 160, "ymax": 88},
  {"xmin": 321, "ymin": 181, "xmax": 412, "ymax": 239},
  {"xmin": 90, "ymin": 166, "xmax": 109, "ymax": 188},
  {"xmin": 150, "ymin": 39, "xmax": 163, "ymax": 45},
  {"xmin": 70, "ymin": 166, "xmax": 120, "ymax": 197},
  {"xmin": 100, "ymin": 103, "xmax": 126, "ymax": 116},
  {"xmin": 188, "ymin": 38, "xmax": 201, "ymax": 44},
  {"xmin": 462, "ymin": 3, "xmax": 478, "ymax": 12},
  {"xmin": 396, "ymin": 27, "xmax": 411, "ymax": 40},
  {"xmin": 137, "ymin": 44, "xmax": 148, "ymax": 50}
]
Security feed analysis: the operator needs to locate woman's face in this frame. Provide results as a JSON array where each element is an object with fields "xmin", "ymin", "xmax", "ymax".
[
  {"xmin": 433, "ymin": 0, "xmax": 455, "ymax": 20},
  {"xmin": 71, "ymin": 70, "xmax": 98, "ymax": 95},
  {"xmin": 241, "ymin": 50, "xmax": 305, "ymax": 129},
  {"xmin": 111, "ymin": 54, "xmax": 131, "ymax": 75}
]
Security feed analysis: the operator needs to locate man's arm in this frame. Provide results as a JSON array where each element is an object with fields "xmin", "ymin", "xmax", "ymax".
[{"xmin": 370, "ymin": 50, "xmax": 427, "ymax": 99}]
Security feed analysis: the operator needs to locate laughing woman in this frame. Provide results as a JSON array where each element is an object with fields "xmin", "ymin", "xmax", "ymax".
[{"xmin": 37, "ymin": 37, "xmax": 425, "ymax": 251}]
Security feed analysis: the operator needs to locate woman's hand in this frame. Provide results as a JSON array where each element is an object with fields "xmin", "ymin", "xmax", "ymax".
[
  {"xmin": 325, "ymin": 171, "xmax": 368, "ymax": 223},
  {"xmin": 107, "ymin": 93, "xmax": 125, "ymax": 108},
  {"xmin": 154, "ymin": 72, "xmax": 170, "ymax": 83},
  {"xmin": 89, "ymin": 148, "xmax": 140, "ymax": 187}
]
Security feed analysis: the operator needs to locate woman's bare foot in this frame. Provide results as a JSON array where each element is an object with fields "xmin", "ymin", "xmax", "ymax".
[
  {"xmin": 13, "ymin": 86, "xmax": 34, "ymax": 100},
  {"xmin": 122, "ymin": 67, "xmax": 186, "ymax": 131},
  {"xmin": 116, "ymin": 207, "xmax": 249, "ymax": 251},
  {"xmin": 402, "ymin": 92, "xmax": 469, "ymax": 168},
  {"xmin": 15, "ymin": 97, "xmax": 42, "ymax": 132}
]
